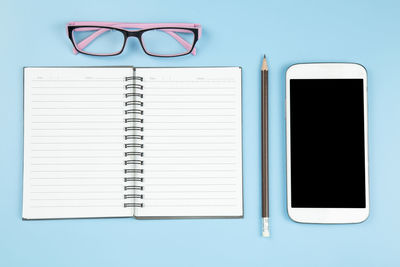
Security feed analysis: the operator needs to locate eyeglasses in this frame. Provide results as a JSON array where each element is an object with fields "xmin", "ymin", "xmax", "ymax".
[{"xmin": 66, "ymin": 22, "xmax": 202, "ymax": 57}]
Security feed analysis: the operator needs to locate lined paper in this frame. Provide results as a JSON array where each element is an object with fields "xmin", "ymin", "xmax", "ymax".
[
  {"xmin": 136, "ymin": 67, "xmax": 243, "ymax": 217},
  {"xmin": 23, "ymin": 67, "xmax": 134, "ymax": 219},
  {"xmin": 22, "ymin": 66, "xmax": 243, "ymax": 219}
]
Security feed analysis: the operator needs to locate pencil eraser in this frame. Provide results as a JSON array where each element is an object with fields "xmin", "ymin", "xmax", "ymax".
[{"xmin": 262, "ymin": 230, "xmax": 270, "ymax": 237}]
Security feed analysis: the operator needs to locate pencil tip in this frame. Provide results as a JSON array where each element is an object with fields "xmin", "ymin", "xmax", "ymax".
[{"xmin": 262, "ymin": 55, "xmax": 268, "ymax": 70}]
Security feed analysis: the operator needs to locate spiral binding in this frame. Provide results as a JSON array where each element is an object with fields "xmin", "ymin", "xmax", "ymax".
[{"xmin": 123, "ymin": 75, "xmax": 144, "ymax": 208}]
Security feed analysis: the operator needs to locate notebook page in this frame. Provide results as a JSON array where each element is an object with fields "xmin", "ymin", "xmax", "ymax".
[
  {"xmin": 136, "ymin": 67, "xmax": 243, "ymax": 217},
  {"xmin": 23, "ymin": 67, "xmax": 134, "ymax": 219}
]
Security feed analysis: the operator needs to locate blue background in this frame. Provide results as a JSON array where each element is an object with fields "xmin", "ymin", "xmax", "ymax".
[{"xmin": 1, "ymin": 0, "xmax": 399, "ymax": 266}]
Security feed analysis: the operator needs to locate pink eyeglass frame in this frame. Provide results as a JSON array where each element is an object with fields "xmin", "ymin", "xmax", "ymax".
[{"xmin": 67, "ymin": 21, "xmax": 202, "ymax": 57}]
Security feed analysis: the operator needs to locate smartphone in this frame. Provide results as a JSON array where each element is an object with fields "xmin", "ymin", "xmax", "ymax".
[{"xmin": 285, "ymin": 63, "xmax": 369, "ymax": 223}]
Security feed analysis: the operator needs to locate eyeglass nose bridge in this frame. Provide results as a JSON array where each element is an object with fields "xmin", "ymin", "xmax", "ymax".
[{"xmin": 126, "ymin": 30, "xmax": 142, "ymax": 38}]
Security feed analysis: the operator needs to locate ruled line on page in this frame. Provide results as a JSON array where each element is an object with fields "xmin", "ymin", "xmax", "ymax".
[
  {"xmin": 32, "ymin": 93, "xmax": 124, "ymax": 96},
  {"xmin": 31, "ymin": 107, "xmax": 122, "ymax": 110},
  {"xmin": 30, "ymin": 205, "xmax": 123, "ymax": 208},
  {"xmin": 31, "ymin": 177, "xmax": 122, "ymax": 180},
  {"xmin": 144, "ymin": 107, "xmax": 235, "ymax": 110}
]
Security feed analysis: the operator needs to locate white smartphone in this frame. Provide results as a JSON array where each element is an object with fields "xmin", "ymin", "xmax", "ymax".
[{"xmin": 286, "ymin": 63, "xmax": 369, "ymax": 224}]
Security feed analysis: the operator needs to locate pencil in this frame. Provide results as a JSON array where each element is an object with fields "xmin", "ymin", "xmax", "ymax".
[{"xmin": 261, "ymin": 55, "xmax": 270, "ymax": 237}]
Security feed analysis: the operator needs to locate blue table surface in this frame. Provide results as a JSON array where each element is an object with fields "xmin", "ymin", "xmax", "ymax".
[{"xmin": 1, "ymin": 0, "xmax": 399, "ymax": 266}]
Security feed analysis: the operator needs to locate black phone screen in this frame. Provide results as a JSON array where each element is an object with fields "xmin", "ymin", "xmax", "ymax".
[{"xmin": 289, "ymin": 79, "xmax": 366, "ymax": 208}]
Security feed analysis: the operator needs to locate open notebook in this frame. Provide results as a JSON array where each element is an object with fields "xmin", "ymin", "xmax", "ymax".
[{"xmin": 23, "ymin": 66, "xmax": 243, "ymax": 219}]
